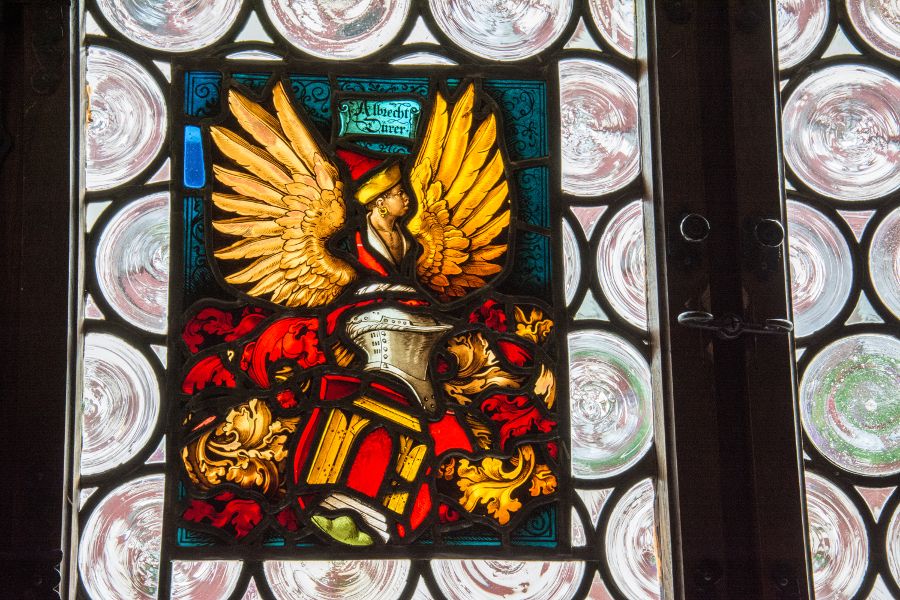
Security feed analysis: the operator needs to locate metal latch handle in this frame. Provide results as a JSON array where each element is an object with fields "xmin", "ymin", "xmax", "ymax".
[{"xmin": 677, "ymin": 311, "xmax": 793, "ymax": 340}]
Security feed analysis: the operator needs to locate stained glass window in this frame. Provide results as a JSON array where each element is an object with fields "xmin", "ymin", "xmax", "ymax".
[
  {"xmin": 75, "ymin": 1, "xmax": 663, "ymax": 598},
  {"xmin": 776, "ymin": 1, "xmax": 900, "ymax": 598}
]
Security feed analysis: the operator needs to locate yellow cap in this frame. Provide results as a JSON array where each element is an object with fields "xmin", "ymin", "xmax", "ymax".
[{"xmin": 355, "ymin": 164, "xmax": 402, "ymax": 205}]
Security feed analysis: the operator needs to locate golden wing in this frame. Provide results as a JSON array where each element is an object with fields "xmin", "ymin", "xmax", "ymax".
[
  {"xmin": 210, "ymin": 82, "xmax": 355, "ymax": 308},
  {"xmin": 408, "ymin": 83, "xmax": 510, "ymax": 300}
]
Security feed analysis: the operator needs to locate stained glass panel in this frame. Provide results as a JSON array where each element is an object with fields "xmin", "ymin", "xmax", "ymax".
[
  {"xmin": 174, "ymin": 68, "xmax": 561, "ymax": 552},
  {"xmin": 75, "ymin": 0, "xmax": 663, "ymax": 597}
]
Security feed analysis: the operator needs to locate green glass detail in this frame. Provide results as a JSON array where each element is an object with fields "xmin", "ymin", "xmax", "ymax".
[
  {"xmin": 311, "ymin": 514, "xmax": 375, "ymax": 546},
  {"xmin": 338, "ymin": 98, "xmax": 421, "ymax": 139},
  {"xmin": 802, "ymin": 334, "xmax": 900, "ymax": 476}
]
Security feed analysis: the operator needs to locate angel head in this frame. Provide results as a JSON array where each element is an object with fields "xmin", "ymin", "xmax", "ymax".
[
  {"xmin": 355, "ymin": 163, "xmax": 412, "ymax": 268},
  {"xmin": 355, "ymin": 163, "xmax": 410, "ymax": 220}
]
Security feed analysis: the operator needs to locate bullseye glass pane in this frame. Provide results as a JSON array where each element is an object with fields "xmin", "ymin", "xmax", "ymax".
[
  {"xmin": 263, "ymin": 0, "xmax": 411, "ymax": 59},
  {"xmin": 563, "ymin": 218, "xmax": 581, "ymax": 306},
  {"xmin": 86, "ymin": 46, "xmax": 166, "ymax": 191},
  {"xmin": 263, "ymin": 561, "xmax": 410, "ymax": 600},
  {"xmin": 171, "ymin": 561, "xmax": 243, "ymax": 600},
  {"xmin": 805, "ymin": 472, "xmax": 869, "ymax": 600},
  {"xmin": 778, "ymin": 10, "xmax": 900, "ymax": 593},
  {"xmin": 604, "ymin": 479, "xmax": 661, "ymax": 600},
  {"xmin": 560, "ymin": 59, "xmax": 640, "ymax": 196},
  {"xmin": 588, "ymin": 0, "xmax": 636, "ymax": 57},
  {"xmin": 94, "ymin": 0, "xmax": 243, "ymax": 52},
  {"xmin": 429, "ymin": 0, "xmax": 574, "ymax": 61},
  {"xmin": 782, "ymin": 63, "xmax": 900, "ymax": 202},
  {"xmin": 96, "ymin": 192, "xmax": 170, "ymax": 334},
  {"xmin": 775, "ymin": 0, "xmax": 829, "ymax": 70},
  {"xmin": 597, "ymin": 201, "xmax": 647, "ymax": 329},
  {"xmin": 846, "ymin": 0, "xmax": 900, "ymax": 62},
  {"xmin": 888, "ymin": 502, "xmax": 900, "ymax": 589},
  {"xmin": 869, "ymin": 206, "xmax": 900, "ymax": 319},
  {"xmin": 787, "ymin": 199, "xmax": 853, "ymax": 337},
  {"xmin": 800, "ymin": 334, "xmax": 900, "ymax": 476},
  {"xmin": 430, "ymin": 560, "xmax": 585, "ymax": 600},
  {"xmin": 79, "ymin": 474, "xmax": 165, "ymax": 600},
  {"xmin": 568, "ymin": 330, "xmax": 652, "ymax": 479},
  {"xmin": 81, "ymin": 333, "xmax": 160, "ymax": 476}
]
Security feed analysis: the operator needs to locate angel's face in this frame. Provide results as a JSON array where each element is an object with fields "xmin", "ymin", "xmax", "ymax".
[{"xmin": 377, "ymin": 184, "xmax": 410, "ymax": 218}]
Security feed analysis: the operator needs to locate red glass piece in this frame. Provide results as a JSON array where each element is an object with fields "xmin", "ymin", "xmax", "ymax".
[
  {"xmin": 191, "ymin": 414, "xmax": 217, "ymax": 432},
  {"xmin": 336, "ymin": 148, "xmax": 385, "ymax": 180},
  {"xmin": 293, "ymin": 407, "xmax": 322, "ymax": 483},
  {"xmin": 496, "ymin": 339, "xmax": 533, "ymax": 367},
  {"xmin": 409, "ymin": 482, "xmax": 431, "ymax": 530},
  {"xmin": 276, "ymin": 389, "xmax": 298, "ymax": 408},
  {"xmin": 438, "ymin": 503, "xmax": 461, "ymax": 523},
  {"xmin": 429, "ymin": 412, "xmax": 473, "ymax": 455},
  {"xmin": 346, "ymin": 427, "xmax": 392, "ymax": 498},
  {"xmin": 481, "ymin": 393, "xmax": 556, "ymax": 449},
  {"xmin": 319, "ymin": 374, "xmax": 362, "ymax": 401},
  {"xmin": 356, "ymin": 231, "xmax": 389, "ymax": 276},
  {"xmin": 370, "ymin": 381, "xmax": 410, "ymax": 405},
  {"xmin": 325, "ymin": 298, "xmax": 378, "ymax": 335},
  {"xmin": 547, "ymin": 441, "xmax": 559, "ymax": 460},
  {"xmin": 276, "ymin": 507, "xmax": 300, "ymax": 532},
  {"xmin": 398, "ymin": 298, "xmax": 429, "ymax": 307},
  {"xmin": 241, "ymin": 317, "xmax": 324, "ymax": 387},
  {"xmin": 468, "ymin": 299, "xmax": 508, "ymax": 331},
  {"xmin": 183, "ymin": 494, "xmax": 263, "ymax": 539},
  {"xmin": 183, "ymin": 306, "xmax": 267, "ymax": 352},
  {"xmin": 182, "ymin": 355, "xmax": 235, "ymax": 393}
]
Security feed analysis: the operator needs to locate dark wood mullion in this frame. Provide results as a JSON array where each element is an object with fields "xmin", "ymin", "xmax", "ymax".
[
  {"xmin": 640, "ymin": 1, "xmax": 728, "ymax": 598},
  {"xmin": 726, "ymin": 1, "xmax": 813, "ymax": 598},
  {"xmin": 643, "ymin": 1, "xmax": 812, "ymax": 598},
  {"xmin": 0, "ymin": 1, "xmax": 75, "ymax": 598}
]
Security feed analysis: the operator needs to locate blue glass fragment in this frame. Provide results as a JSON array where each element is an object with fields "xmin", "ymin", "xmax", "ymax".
[{"xmin": 183, "ymin": 125, "xmax": 205, "ymax": 189}]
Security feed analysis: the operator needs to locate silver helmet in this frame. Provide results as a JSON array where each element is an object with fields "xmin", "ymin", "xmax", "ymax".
[{"xmin": 345, "ymin": 305, "xmax": 453, "ymax": 414}]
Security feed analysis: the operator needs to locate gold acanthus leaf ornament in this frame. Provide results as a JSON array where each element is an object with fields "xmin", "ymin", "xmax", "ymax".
[
  {"xmin": 454, "ymin": 445, "xmax": 557, "ymax": 525},
  {"xmin": 513, "ymin": 306, "xmax": 553, "ymax": 344},
  {"xmin": 182, "ymin": 399, "xmax": 299, "ymax": 497},
  {"xmin": 443, "ymin": 331, "xmax": 525, "ymax": 404},
  {"xmin": 533, "ymin": 364, "xmax": 556, "ymax": 410}
]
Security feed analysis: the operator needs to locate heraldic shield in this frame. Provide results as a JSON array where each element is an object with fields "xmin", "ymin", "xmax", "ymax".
[{"xmin": 174, "ymin": 67, "xmax": 563, "ymax": 552}]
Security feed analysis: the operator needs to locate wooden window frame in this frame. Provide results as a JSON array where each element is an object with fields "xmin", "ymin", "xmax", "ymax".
[{"xmin": 0, "ymin": 1, "xmax": 813, "ymax": 598}]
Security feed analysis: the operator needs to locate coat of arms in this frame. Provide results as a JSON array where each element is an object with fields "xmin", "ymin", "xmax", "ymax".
[{"xmin": 175, "ymin": 70, "xmax": 561, "ymax": 550}]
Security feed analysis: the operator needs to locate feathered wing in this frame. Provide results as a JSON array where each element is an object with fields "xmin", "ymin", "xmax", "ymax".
[
  {"xmin": 209, "ymin": 82, "xmax": 355, "ymax": 308},
  {"xmin": 408, "ymin": 84, "xmax": 510, "ymax": 300}
]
